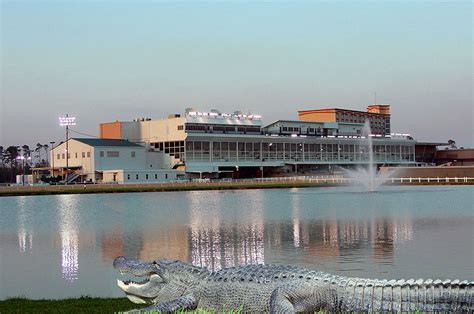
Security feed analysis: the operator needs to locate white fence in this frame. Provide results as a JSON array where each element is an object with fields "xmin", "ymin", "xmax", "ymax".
[{"xmin": 1, "ymin": 175, "xmax": 473, "ymax": 192}]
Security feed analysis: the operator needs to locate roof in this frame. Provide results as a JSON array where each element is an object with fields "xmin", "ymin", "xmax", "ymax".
[
  {"xmin": 72, "ymin": 138, "xmax": 142, "ymax": 147},
  {"xmin": 298, "ymin": 108, "xmax": 388, "ymax": 116},
  {"xmin": 185, "ymin": 115, "xmax": 263, "ymax": 126}
]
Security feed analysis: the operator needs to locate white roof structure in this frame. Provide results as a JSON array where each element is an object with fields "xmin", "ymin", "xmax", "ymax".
[{"xmin": 184, "ymin": 108, "xmax": 263, "ymax": 126}]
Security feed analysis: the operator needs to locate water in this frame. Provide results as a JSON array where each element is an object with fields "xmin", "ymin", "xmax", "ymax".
[{"xmin": 0, "ymin": 186, "xmax": 473, "ymax": 300}]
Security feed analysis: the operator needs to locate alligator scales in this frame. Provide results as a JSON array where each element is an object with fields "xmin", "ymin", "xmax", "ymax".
[{"xmin": 114, "ymin": 256, "xmax": 473, "ymax": 313}]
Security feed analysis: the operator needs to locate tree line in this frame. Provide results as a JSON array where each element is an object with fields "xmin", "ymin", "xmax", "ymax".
[{"xmin": 0, "ymin": 143, "xmax": 50, "ymax": 183}]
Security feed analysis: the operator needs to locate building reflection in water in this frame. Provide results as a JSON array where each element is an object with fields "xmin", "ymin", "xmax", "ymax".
[
  {"xmin": 57, "ymin": 195, "xmax": 80, "ymax": 282},
  {"xmin": 288, "ymin": 216, "xmax": 413, "ymax": 262},
  {"xmin": 101, "ymin": 225, "xmax": 124, "ymax": 263},
  {"xmin": 187, "ymin": 191, "xmax": 265, "ymax": 271},
  {"xmin": 17, "ymin": 197, "xmax": 33, "ymax": 253}
]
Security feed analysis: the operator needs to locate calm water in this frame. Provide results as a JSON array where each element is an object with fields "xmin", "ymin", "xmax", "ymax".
[{"xmin": 0, "ymin": 186, "xmax": 473, "ymax": 300}]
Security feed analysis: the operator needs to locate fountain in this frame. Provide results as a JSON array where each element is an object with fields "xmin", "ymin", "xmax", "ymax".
[{"xmin": 343, "ymin": 120, "xmax": 394, "ymax": 192}]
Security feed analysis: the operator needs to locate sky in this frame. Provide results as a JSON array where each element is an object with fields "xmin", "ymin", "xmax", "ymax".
[{"xmin": 1, "ymin": 1, "xmax": 472, "ymax": 148}]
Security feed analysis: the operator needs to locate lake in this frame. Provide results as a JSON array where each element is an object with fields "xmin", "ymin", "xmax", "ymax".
[{"xmin": 0, "ymin": 185, "xmax": 473, "ymax": 300}]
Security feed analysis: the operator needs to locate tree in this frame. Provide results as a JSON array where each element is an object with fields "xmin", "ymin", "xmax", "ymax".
[
  {"xmin": 0, "ymin": 146, "xmax": 4, "ymax": 167},
  {"xmin": 35, "ymin": 143, "xmax": 43, "ymax": 165},
  {"xmin": 42, "ymin": 144, "xmax": 49, "ymax": 166}
]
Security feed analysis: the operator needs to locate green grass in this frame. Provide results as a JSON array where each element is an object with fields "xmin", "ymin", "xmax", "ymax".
[
  {"xmin": 0, "ymin": 297, "xmax": 244, "ymax": 313},
  {"xmin": 0, "ymin": 297, "xmax": 147, "ymax": 313},
  {"xmin": 0, "ymin": 181, "xmax": 340, "ymax": 197}
]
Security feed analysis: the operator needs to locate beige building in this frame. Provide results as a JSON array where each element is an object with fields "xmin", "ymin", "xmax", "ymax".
[
  {"xmin": 298, "ymin": 104, "xmax": 391, "ymax": 136},
  {"xmin": 50, "ymin": 138, "xmax": 183, "ymax": 183}
]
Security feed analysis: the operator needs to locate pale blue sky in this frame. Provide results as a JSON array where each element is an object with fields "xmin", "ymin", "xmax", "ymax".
[{"xmin": 1, "ymin": 1, "xmax": 472, "ymax": 147}]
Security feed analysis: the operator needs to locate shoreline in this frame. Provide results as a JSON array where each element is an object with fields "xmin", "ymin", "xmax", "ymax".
[{"xmin": 0, "ymin": 179, "xmax": 473, "ymax": 197}]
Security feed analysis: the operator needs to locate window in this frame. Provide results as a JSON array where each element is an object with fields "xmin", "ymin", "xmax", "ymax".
[
  {"xmin": 106, "ymin": 151, "xmax": 119, "ymax": 157},
  {"xmin": 82, "ymin": 152, "xmax": 85, "ymax": 158},
  {"xmin": 165, "ymin": 174, "xmax": 168, "ymax": 179},
  {"xmin": 62, "ymin": 153, "xmax": 65, "ymax": 159},
  {"xmin": 75, "ymin": 152, "xmax": 78, "ymax": 158},
  {"xmin": 131, "ymin": 151, "xmax": 136, "ymax": 158},
  {"xmin": 100, "ymin": 151, "xmax": 104, "ymax": 157},
  {"xmin": 127, "ymin": 174, "xmax": 130, "ymax": 180},
  {"xmin": 67, "ymin": 153, "xmax": 70, "ymax": 159},
  {"xmin": 136, "ymin": 174, "xmax": 139, "ymax": 180},
  {"xmin": 87, "ymin": 152, "xmax": 90, "ymax": 158},
  {"xmin": 57, "ymin": 154, "xmax": 60, "ymax": 160},
  {"xmin": 154, "ymin": 174, "xmax": 158, "ymax": 179},
  {"xmin": 146, "ymin": 174, "xmax": 149, "ymax": 180},
  {"xmin": 177, "ymin": 125, "xmax": 184, "ymax": 130}
]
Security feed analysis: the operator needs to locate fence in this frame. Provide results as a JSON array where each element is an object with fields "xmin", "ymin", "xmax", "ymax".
[{"xmin": 1, "ymin": 175, "xmax": 473, "ymax": 194}]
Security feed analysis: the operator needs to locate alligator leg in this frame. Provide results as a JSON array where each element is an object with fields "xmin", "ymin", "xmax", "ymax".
[
  {"xmin": 269, "ymin": 282, "xmax": 337, "ymax": 313},
  {"xmin": 128, "ymin": 295, "xmax": 197, "ymax": 313}
]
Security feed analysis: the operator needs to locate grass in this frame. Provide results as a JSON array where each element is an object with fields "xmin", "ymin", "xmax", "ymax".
[
  {"xmin": 0, "ymin": 181, "xmax": 340, "ymax": 197},
  {"xmin": 0, "ymin": 297, "xmax": 244, "ymax": 314},
  {"xmin": 0, "ymin": 297, "xmax": 147, "ymax": 313}
]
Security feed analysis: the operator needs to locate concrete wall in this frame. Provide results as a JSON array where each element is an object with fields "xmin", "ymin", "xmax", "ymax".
[
  {"xmin": 102, "ymin": 169, "xmax": 185, "ymax": 183},
  {"xmin": 381, "ymin": 166, "xmax": 474, "ymax": 178}
]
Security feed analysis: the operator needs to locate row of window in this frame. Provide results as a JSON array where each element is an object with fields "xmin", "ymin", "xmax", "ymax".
[
  {"xmin": 57, "ymin": 151, "xmax": 137, "ymax": 160},
  {"xmin": 126, "ymin": 173, "xmax": 169, "ymax": 180},
  {"xmin": 185, "ymin": 140, "xmax": 415, "ymax": 162},
  {"xmin": 185, "ymin": 124, "xmax": 262, "ymax": 134},
  {"xmin": 99, "ymin": 151, "xmax": 136, "ymax": 158},
  {"xmin": 57, "ymin": 152, "xmax": 90, "ymax": 160}
]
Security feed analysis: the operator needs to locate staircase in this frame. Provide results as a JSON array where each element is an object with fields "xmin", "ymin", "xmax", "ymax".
[{"xmin": 66, "ymin": 170, "xmax": 82, "ymax": 183}]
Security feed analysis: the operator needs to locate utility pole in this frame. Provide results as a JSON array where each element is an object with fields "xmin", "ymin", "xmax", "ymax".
[
  {"xmin": 50, "ymin": 141, "xmax": 55, "ymax": 178},
  {"xmin": 59, "ymin": 114, "xmax": 76, "ymax": 185}
]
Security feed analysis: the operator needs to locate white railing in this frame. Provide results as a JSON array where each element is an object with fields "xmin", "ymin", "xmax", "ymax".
[{"xmin": 1, "ymin": 176, "xmax": 473, "ymax": 192}]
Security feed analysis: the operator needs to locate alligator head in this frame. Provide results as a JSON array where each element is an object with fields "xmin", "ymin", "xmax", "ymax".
[{"xmin": 113, "ymin": 256, "xmax": 208, "ymax": 305}]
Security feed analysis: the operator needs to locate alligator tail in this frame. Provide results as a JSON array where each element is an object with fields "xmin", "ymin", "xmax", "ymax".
[{"xmin": 336, "ymin": 277, "xmax": 473, "ymax": 312}]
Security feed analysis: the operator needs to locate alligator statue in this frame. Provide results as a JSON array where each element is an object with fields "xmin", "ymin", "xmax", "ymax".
[{"xmin": 114, "ymin": 256, "xmax": 473, "ymax": 313}]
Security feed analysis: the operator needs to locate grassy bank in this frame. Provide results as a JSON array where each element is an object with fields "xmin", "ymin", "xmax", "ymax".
[
  {"xmin": 0, "ymin": 181, "xmax": 340, "ymax": 197},
  {"xmin": 0, "ymin": 297, "xmax": 244, "ymax": 313},
  {"xmin": 0, "ymin": 297, "xmax": 147, "ymax": 313},
  {"xmin": 0, "ymin": 179, "xmax": 472, "ymax": 197}
]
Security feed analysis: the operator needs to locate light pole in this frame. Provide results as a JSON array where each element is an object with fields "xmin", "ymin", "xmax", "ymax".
[
  {"xmin": 16, "ymin": 150, "xmax": 31, "ymax": 186},
  {"xmin": 50, "ymin": 141, "xmax": 55, "ymax": 178},
  {"xmin": 59, "ymin": 115, "xmax": 76, "ymax": 184}
]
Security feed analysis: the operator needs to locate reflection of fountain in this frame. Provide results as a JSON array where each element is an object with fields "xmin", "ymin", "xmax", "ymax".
[{"xmin": 344, "ymin": 120, "xmax": 394, "ymax": 192}]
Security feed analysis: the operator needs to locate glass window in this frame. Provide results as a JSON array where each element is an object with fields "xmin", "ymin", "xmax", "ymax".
[
  {"xmin": 87, "ymin": 152, "xmax": 90, "ymax": 157},
  {"xmin": 75, "ymin": 152, "xmax": 78, "ymax": 158},
  {"xmin": 106, "ymin": 151, "xmax": 119, "ymax": 157},
  {"xmin": 100, "ymin": 151, "xmax": 104, "ymax": 157},
  {"xmin": 146, "ymin": 174, "xmax": 149, "ymax": 180},
  {"xmin": 154, "ymin": 174, "xmax": 158, "ymax": 179},
  {"xmin": 136, "ymin": 174, "xmax": 139, "ymax": 180},
  {"xmin": 82, "ymin": 152, "xmax": 85, "ymax": 158},
  {"xmin": 127, "ymin": 174, "xmax": 130, "ymax": 180},
  {"xmin": 131, "ymin": 151, "xmax": 136, "ymax": 158},
  {"xmin": 57, "ymin": 154, "xmax": 60, "ymax": 160}
]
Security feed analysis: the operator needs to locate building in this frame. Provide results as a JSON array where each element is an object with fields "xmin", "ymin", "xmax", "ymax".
[
  {"xmin": 50, "ymin": 138, "xmax": 183, "ymax": 183},
  {"xmin": 99, "ymin": 108, "xmax": 416, "ymax": 178},
  {"xmin": 297, "ymin": 104, "xmax": 391, "ymax": 136},
  {"xmin": 435, "ymin": 148, "xmax": 474, "ymax": 166}
]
